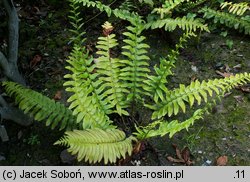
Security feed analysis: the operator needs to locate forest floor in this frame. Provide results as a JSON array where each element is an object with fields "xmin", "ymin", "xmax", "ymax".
[{"xmin": 0, "ymin": 1, "xmax": 249, "ymax": 166}]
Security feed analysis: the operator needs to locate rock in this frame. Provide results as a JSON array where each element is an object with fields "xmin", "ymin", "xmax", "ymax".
[
  {"xmin": 60, "ymin": 149, "xmax": 76, "ymax": 164},
  {"xmin": 0, "ymin": 155, "xmax": 6, "ymax": 161}
]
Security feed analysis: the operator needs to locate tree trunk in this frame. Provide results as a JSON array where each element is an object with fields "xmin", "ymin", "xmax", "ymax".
[{"xmin": 0, "ymin": 0, "xmax": 32, "ymax": 129}]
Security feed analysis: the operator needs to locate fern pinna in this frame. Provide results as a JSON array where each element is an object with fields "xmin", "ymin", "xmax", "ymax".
[{"xmin": 2, "ymin": 0, "xmax": 250, "ymax": 164}]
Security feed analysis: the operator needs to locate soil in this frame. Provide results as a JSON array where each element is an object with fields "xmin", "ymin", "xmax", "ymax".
[{"xmin": 0, "ymin": 1, "xmax": 249, "ymax": 166}]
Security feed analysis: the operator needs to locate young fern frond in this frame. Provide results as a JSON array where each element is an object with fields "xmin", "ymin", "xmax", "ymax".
[
  {"xmin": 2, "ymin": 81, "xmax": 77, "ymax": 130},
  {"xmin": 68, "ymin": 0, "xmax": 86, "ymax": 45},
  {"xmin": 201, "ymin": 7, "xmax": 250, "ymax": 35},
  {"xmin": 152, "ymin": 0, "xmax": 189, "ymax": 19},
  {"xmin": 148, "ymin": 73, "xmax": 250, "ymax": 120},
  {"xmin": 95, "ymin": 30, "xmax": 129, "ymax": 115},
  {"xmin": 144, "ymin": 32, "xmax": 196, "ymax": 102},
  {"xmin": 120, "ymin": 22, "xmax": 150, "ymax": 102},
  {"xmin": 55, "ymin": 128, "xmax": 137, "ymax": 164},
  {"xmin": 146, "ymin": 16, "xmax": 210, "ymax": 33},
  {"xmin": 221, "ymin": 2, "xmax": 250, "ymax": 16},
  {"xmin": 135, "ymin": 108, "xmax": 205, "ymax": 139},
  {"xmin": 64, "ymin": 46, "xmax": 113, "ymax": 129}
]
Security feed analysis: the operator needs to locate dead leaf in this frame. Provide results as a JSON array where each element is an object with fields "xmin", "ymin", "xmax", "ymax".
[
  {"xmin": 54, "ymin": 91, "xmax": 62, "ymax": 100},
  {"xmin": 30, "ymin": 54, "xmax": 42, "ymax": 68},
  {"xmin": 167, "ymin": 144, "xmax": 193, "ymax": 165},
  {"xmin": 181, "ymin": 147, "xmax": 190, "ymax": 162},
  {"xmin": 238, "ymin": 86, "xmax": 250, "ymax": 93},
  {"xmin": 216, "ymin": 155, "xmax": 228, "ymax": 166},
  {"xmin": 167, "ymin": 156, "xmax": 184, "ymax": 163},
  {"xmin": 233, "ymin": 95, "xmax": 244, "ymax": 103},
  {"xmin": 216, "ymin": 70, "xmax": 233, "ymax": 78}
]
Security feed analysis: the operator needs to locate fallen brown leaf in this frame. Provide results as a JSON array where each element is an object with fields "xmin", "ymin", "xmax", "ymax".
[
  {"xmin": 216, "ymin": 155, "xmax": 228, "ymax": 166},
  {"xmin": 216, "ymin": 70, "xmax": 233, "ymax": 78},
  {"xmin": 54, "ymin": 90, "xmax": 62, "ymax": 100},
  {"xmin": 167, "ymin": 144, "xmax": 193, "ymax": 165}
]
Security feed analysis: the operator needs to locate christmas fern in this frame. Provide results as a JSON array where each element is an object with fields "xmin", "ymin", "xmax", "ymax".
[
  {"xmin": 148, "ymin": 73, "xmax": 250, "ymax": 120},
  {"xmin": 145, "ymin": 16, "xmax": 209, "ymax": 33},
  {"xmin": 200, "ymin": 7, "xmax": 250, "ymax": 35},
  {"xmin": 2, "ymin": 81, "xmax": 76, "ymax": 130},
  {"xmin": 144, "ymin": 32, "xmax": 196, "ymax": 102},
  {"xmin": 120, "ymin": 20, "xmax": 150, "ymax": 102},
  {"xmin": 220, "ymin": 2, "xmax": 249, "ymax": 16},
  {"xmin": 55, "ymin": 128, "xmax": 136, "ymax": 164},
  {"xmin": 2, "ymin": 0, "xmax": 250, "ymax": 165},
  {"xmin": 135, "ymin": 108, "xmax": 205, "ymax": 139}
]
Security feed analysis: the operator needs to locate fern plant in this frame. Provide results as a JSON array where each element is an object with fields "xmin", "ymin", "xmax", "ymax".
[{"xmin": 2, "ymin": 0, "xmax": 250, "ymax": 164}]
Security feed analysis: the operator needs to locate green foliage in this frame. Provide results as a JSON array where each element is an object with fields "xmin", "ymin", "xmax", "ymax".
[
  {"xmin": 68, "ymin": 0, "xmax": 85, "ymax": 45},
  {"xmin": 221, "ymin": 2, "xmax": 249, "ymax": 16},
  {"xmin": 145, "ymin": 16, "xmax": 209, "ymax": 32},
  {"xmin": 2, "ymin": 81, "xmax": 77, "ymax": 130},
  {"xmin": 3, "ymin": 0, "xmax": 250, "ymax": 165},
  {"xmin": 64, "ymin": 45, "xmax": 114, "ymax": 129},
  {"xmin": 152, "ymin": 0, "xmax": 190, "ymax": 18},
  {"xmin": 148, "ymin": 73, "xmax": 250, "ymax": 120},
  {"xmin": 200, "ymin": 7, "xmax": 250, "ymax": 35},
  {"xmin": 144, "ymin": 32, "xmax": 196, "ymax": 102},
  {"xmin": 135, "ymin": 108, "xmax": 205, "ymax": 139},
  {"xmin": 121, "ymin": 22, "xmax": 151, "ymax": 102},
  {"xmin": 55, "ymin": 128, "xmax": 136, "ymax": 164}
]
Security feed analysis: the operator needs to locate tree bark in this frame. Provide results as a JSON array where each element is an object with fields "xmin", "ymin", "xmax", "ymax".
[
  {"xmin": 1, "ymin": 0, "xmax": 25, "ymax": 85},
  {"xmin": 0, "ymin": 0, "xmax": 32, "ymax": 128}
]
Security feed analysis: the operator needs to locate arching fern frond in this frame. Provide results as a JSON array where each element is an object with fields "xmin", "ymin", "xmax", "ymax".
[
  {"xmin": 120, "ymin": 22, "xmax": 150, "ymax": 102},
  {"xmin": 68, "ymin": 0, "xmax": 86, "ymax": 45},
  {"xmin": 55, "ymin": 128, "xmax": 137, "ymax": 164},
  {"xmin": 221, "ymin": 2, "xmax": 250, "ymax": 16},
  {"xmin": 144, "ymin": 32, "xmax": 196, "ymax": 102},
  {"xmin": 135, "ymin": 108, "xmax": 205, "ymax": 139},
  {"xmin": 200, "ymin": 7, "xmax": 250, "ymax": 35},
  {"xmin": 148, "ymin": 73, "xmax": 250, "ymax": 120},
  {"xmin": 146, "ymin": 16, "xmax": 209, "ymax": 33},
  {"xmin": 64, "ymin": 46, "xmax": 113, "ymax": 129},
  {"xmin": 2, "ymin": 81, "xmax": 77, "ymax": 130}
]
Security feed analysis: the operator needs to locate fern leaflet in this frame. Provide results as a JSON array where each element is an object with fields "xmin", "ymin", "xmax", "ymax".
[
  {"xmin": 55, "ymin": 128, "xmax": 137, "ymax": 164},
  {"xmin": 2, "ymin": 81, "xmax": 77, "ymax": 130},
  {"xmin": 147, "ymin": 73, "xmax": 250, "ymax": 120},
  {"xmin": 146, "ymin": 16, "xmax": 209, "ymax": 33}
]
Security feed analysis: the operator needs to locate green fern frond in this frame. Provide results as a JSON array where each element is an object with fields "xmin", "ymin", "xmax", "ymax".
[
  {"xmin": 152, "ymin": 0, "xmax": 189, "ymax": 19},
  {"xmin": 55, "ymin": 128, "xmax": 137, "ymax": 164},
  {"xmin": 221, "ymin": 2, "xmax": 250, "ymax": 16},
  {"xmin": 201, "ymin": 7, "xmax": 250, "ymax": 35},
  {"xmin": 2, "ymin": 81, "xmax": 77, "ymax": 130},
  {"xmin": 149, "ymin": 73, "xmax": 250, "ymax": 120},
  {"xmin": 64, "ymin": 46, "xmax": 113, "ymax": 129},
  {"xmin": 144, "ymin": 32, "xmax": 196, "ymax": 102},
  {"xmin": 135, "ymin": 109, "xmax": 205, "ymax": 139},
  {"xmin": 120, "ymin": 23, "xmax": 151, "ymax": 102},
  {"xmin": 146, "ymin": 16, "xmax": 209, "ymax": 33},
  {"xmin": 95, "ymin": 32, "xmax": 129, "ymax": 115},
  {"xmin": 72, "ymin": 0, "xmax": 142, "ymax": 25},
  {"xmin": 68, "ymin": 0, "xmax": 86, "ymax": 45}
]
